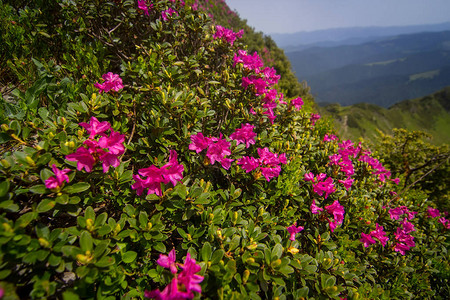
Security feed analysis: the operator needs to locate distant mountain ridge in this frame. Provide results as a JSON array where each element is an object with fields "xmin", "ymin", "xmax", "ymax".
[
  {"xmin": 271, "ymin": 22, "xmax": 450, "ymax": 50},
  {"xmin": 286, "ymin": 30, "xmax": 450, "ymax": 107},
  {"xmin": 319, "ymin": 87, "xmax": 450, "ymax": 144}
]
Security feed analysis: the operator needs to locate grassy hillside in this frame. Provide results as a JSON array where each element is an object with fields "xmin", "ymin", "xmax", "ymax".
[{"xmin": 319, "ymin": 87, "xmax": 450, "ymax": 144}]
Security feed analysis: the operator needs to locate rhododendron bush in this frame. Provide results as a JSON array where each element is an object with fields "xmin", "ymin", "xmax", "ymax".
[{"xmin": 0, "ymin": 0, "xmax": 449, "ymax": 299}]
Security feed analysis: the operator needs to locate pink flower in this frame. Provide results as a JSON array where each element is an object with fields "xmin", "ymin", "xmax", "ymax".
[
  {"xmin": 162, "ymin": 150, "xmax": 184, "ymax": 187},
  {"xmin": 291, "ymin": 97, "xmax": 304, "ymax": 111},
  {"xmin": 389, "ymin": 206, "xmax": 407, "ymax": 220},
  {"xmin": 145, "ymin": 277, "xmax": 192, "ymax": 299},
  {"xmin": 79, "ymin": 116, "xmax": 111, "ymax": 139},
  {"xmin": 66, "ymin": 147, "xmax": 96, "ymax": 172},
  {"xmin": 137, "ymin": 0, "xmax": 152, "ymax": 15},
  {"xmin": 286, "ymin": 223, "xmax": 304, "ymax": 241},
  {"xmin": 161, "ymin": 8, "xmax": 178, "ymax": 21},
  {"xmin": 157, "ymin": 249, "xmax": 178, "ymax": 274},
  {"xmin": 45, "ymin": 164, "xmax": 71, "ymax": 189},
  {"xmin": 304, "ymin": 172, "xmax": 315, "ymax": 182},
  {"xmin": 230, "ymin": 123, "xmax": 256, "ymax": 148},
  {"xmin": 310, "ymin": 113, "xmax": 320, "ymax": 125},
  {"xmin": 206, "ymin": 135, "xmax": 233, "ymax": 170},
  {"xmin": 237, "ymin": 156, "xmax": 260, "ymax": 173},
  {"xmin": 311, "ymin": 199, "xmax": 323, "ymax": 214},
  {"xmin": 213, "ymin": 25, "xmax": 243, "ymax": 46},
  {"xmin": 360, "ymin": 232, "xmax": 376, "ymax": 247},
  {"xmin": 94, "ymin": 72, "xmax": 124, "ymax": 93},
  {"xmin": 178, "ymin": 253, "xmax": 204, "ymax": 295},
  {"xmin": 325, "ymin": 200, "xmax": 345, "ymax": 232},
  {"xmin": 391, "ymin": 177, "xmax": 400, "ymax": 185},
  {"xmin": 260, "ymin": 165, "xmax": 282, "ymax": 182},
  {"xmin": 98, "ymin": 130, "xmax": 126, "ymax": 155},
  {"xmin": 400, "ymin": 219, "xmax": 415, "ymax": 234},
  {"xmin": 338, "ymin": 177, "xmax": 354, "ymax": 190},
  {"xmin": 393, "ymin": 243, "xmax": 411, "ymax": 255},
  {"xmin": 189, "ymin": 132, "xmax": 212, "ymax": 153},
  {"xmin": 99, "ymin": 152, "xmax": 121, "ymax": 173},
  {"xmin": 439, "ymin": 218, "xmax": 450, "ymax": 229},
  {"xmin": 313, "ymin": 177, "xmax": 336, "ymax": 199},
  {"xmin": 324, "ymin": 134, "xmax": 338, "ymax": 142},
  {"xmin": 370, "ymin": 223, "xmax": 389, "ymax": 246},
  {"xmin": 427, "ymin": 207, "xmax": 440, "ymax": 218}
]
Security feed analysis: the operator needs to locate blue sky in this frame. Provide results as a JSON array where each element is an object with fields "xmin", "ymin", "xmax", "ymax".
[{"xmin": 225, "ymin": 0, "xmax": 450, "ymax": 34}]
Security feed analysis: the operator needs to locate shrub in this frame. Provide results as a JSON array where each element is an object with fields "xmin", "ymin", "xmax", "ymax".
[{"xmin": 0, "ymin": 0, "xmax": 448, "ymax": 299}]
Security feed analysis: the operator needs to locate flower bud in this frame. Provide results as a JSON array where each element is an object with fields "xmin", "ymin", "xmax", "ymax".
[
  {"xmin": 246, "ymin": 257, "xmax": 255, "ymax": 264},
  {"xmin": 271, "ymin": 259, "xmax": 282, "ymax": 268},
  {"xmin": 147, "ymin": 222, "xmax": 153, "ymax": 230},
  {"xmin": 288, "ymin": 247, "xmax": 299, "ymax": 255},
  {"xmin": 0, "ymin": 159, "xmax": 10, "ymax": 168},
  {"xmin": 231, "ymin": 211, "xmax": 238, "ymax": 224},
  {"xmin": 258, "ymin": 206, "xmax": 264, "ymax": 217},
  {"xmin": 61, "ymin": 117, "xmax": 67, "ymax": 125},
  {"xmin": 25, "ymin": 156, "xmax": 36, "ymax": 167},
  {"xmin": 86, "ymin": 218, "xmax": 94, "ymax": 231},
  {"xmin": 1, "ymin": 124, "xmax": 9, "ymax": 131},
  {"xmin": 39, "ymin": 238, "xmax": 50, "ymax": 248},
  {"xmin": 76, "ymin": 254, "xmax": 90, "ymax": 264},
  {"xmin": 246, "ymin": 243, "xmax": 258, "ymax": 251},
  {"xmin": 242, "ymin": 269, "xmax": 250, "ymax": 284}
]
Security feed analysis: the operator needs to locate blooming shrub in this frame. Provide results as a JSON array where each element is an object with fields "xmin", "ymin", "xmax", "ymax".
[{"xmin": 0, "ymin": 0, "xmax": 448, "ymax": 299}]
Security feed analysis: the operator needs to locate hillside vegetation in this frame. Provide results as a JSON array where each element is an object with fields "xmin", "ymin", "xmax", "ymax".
[
  {"xmin": 319, "ymin": 87, "xmax": 450, "ymax": 144},
  {"xmin": 0, "ymin": 1, "xmax": 449, "ymax": 299},
  {"xmin": 287, "ymin": 31, "xmax": 450, "ymax": 107}
]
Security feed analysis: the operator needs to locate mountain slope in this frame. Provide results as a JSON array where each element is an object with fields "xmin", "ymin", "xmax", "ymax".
[{"xmin": 319, "ymin": 87, "xmax": 450, "ymax": 144}]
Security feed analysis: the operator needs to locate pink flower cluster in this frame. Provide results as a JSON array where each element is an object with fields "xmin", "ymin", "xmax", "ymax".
[
  {"xmin": 233, "ymin": 50, "xmax": 264, "ymax": 72},
  {"xmin": 161, "ymin": 8, "xmax": 178, "ymax": 21},
  {"xmin": 132, "ymin": 150, "xmax": 184, "ymax": 196},
  {"xmin": 45, "ymin": 164, "xmax": 71, "ymax": 190},
  {"xmin": 290, "ymin": 97, "xmax": 304, "ymax": 111},
  {"xmin": 213, "ymin": 25, "xmax": 243, "ymax": 46},
  {"xmin": 310, "ymin": 113, "xmax": 320, "ymax": 126},
  {"xmin": 238, "ymin": 147, "xmax": 287, "ymax": 182},
  {"xmin": 389, "ymin": 206, "xmax": 417, "ymax": 220},
  {"xmin": 189, "ymin": 133, "xmax": 233, "ymax": 170},
  {"xmin": 229, "ymin": 123, "xmax": 257, "ymax": 148},
  {"xmin": 286, "ymin": 222, "xmax": 304, "ymax": 241},
  {"xmin": 137, "ymin": 0, "xmax": 152, "ymax": 15},
  {"xmin": 393, "ymin": 219, "xmax": 416, "ymax": 255},
  {"xmin": 325, "ymin": 200, "xmax": 345, "ymax": 232},
  {"xmin": 145, "ymin": 249, "xmax": 203, "ymax": 299},
  {"xmin": 304, "ymin": 172, "xmax": 336, "ymax": 199},
  {"xmin": 94, "ymin": 72, "xmax": 124, "ymax": 93},
  {"xmin": 310, "ymin": 200, "xmax": 345, "ymax": 232},
  {"xmin": 427, "ymin": 207, "xmax": 450, "ymax": 229},
  {"xmin": 360, "ymin": 223, "xmax": 389, "ymax": 247},
  {"xmin": 66, "ymin": 117, "xmax": 125, "ymax": 173},
  {"xmin": 323, "ymin": 134, "xmax": 338, "ymax": 142},
  {"xmin": 359, "ymin": 152, "xmax": 393, "ymax": 183}
]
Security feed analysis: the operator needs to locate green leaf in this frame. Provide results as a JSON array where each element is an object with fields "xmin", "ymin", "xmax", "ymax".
[
  {"xmin": 63, "ymin": 291, "xmax": 81, "ymax": 300},
  {"xmin": 64, "ymin": 182, "xmax": 90, "ymax": 194},
  {"xmin": 0, "ymin": 181, "xmax": 10, "ymax": 197},
  {"xmin": 211, "ymin": 249, "xmax": 224, "ymax": 264},
  {"xmin": 37, "ymin": 199, "xmax": 55, "ymax": 212},
  {"xmin": 195, "ymin": 192, "xmax": 210, "ymax": 204},
  {"xmin": 122, "ymin": 251, "xmax": 138, "ymax": 263},
  {"xmin": 80, "ymin": 231, "xmax": 93, "ymax": 251},
  {"xmin": 271, "ymin": 243, "xmax": 283, "ymax": 260},
  {"xmin": 95, "ymin": 256, "xmax": 115, "ymax": 268},
  {"xmin": 16, "ymin": 212, "xmax": 37, "ymax": 228},
  {"xmin": 153, "ymin": 242, "xmax": 166, "ymax": 253},
  {"xmin": 30, "ymin": 184, "xmax": 47, "ymax": 194},
  {"xmin": 201, "ymin": 242, "xmax": 212, "ymax": 262}
]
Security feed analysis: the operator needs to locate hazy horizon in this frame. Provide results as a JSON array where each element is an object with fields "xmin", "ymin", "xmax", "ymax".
[{"xmin": 225, "ymin": 0, "xmax": 450, "ymax": 34}]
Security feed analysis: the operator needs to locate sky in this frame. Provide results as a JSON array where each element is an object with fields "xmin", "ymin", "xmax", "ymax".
[{"xmin": 225, "ymin": 0, "xmax": 450, "ymax": 34}]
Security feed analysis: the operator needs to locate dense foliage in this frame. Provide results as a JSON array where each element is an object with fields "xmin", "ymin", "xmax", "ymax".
[{"xmin": 0, "ymin": 0, "xmax": 449, "ymax": 299}]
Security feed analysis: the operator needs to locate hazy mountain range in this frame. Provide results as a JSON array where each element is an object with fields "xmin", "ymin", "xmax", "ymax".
[
  {"xmin": 282, "ymin": 30, "xmax": 450, "ymax": 107},
  {"xmin": 271, "ymin": 22, "xmax": 450, "ymax": 51}
]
